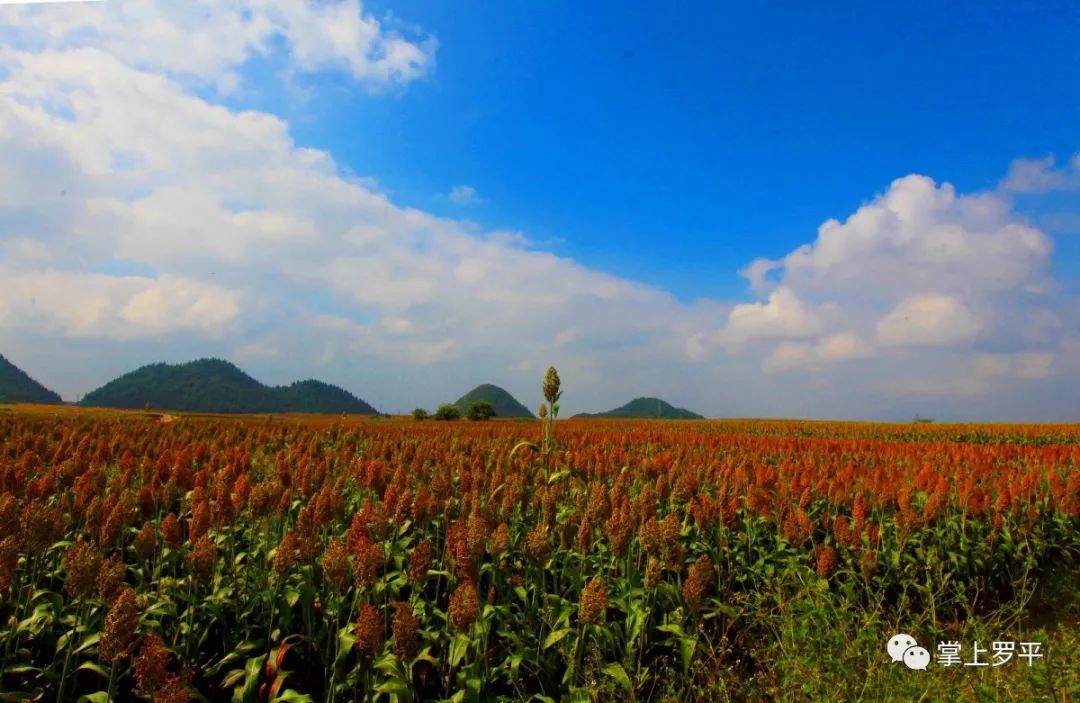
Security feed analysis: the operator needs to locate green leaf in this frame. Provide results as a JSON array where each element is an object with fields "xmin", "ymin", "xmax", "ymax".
[
  {"xmin": 2, "ymin": 665, "xmax": 40, "ymax": 676},
  {"xmin": 679, "ymin": 636, "xmax": 697, "ymax": 674},
  {"xmin": 222, "ymin": 669, "xmax": 247, "ymax": 689},
  {"xmin": 375, "ymin": 678, "xmax": 410, "ymax": 698},
  {"xmin": 336, "ymin": 627, "xmax": 356, "ymax": 666},
  {"xmin": 510, "ymin": 441, "xmax": 539, "ymax": 458},
  {"xmin": 76, "ymin": 694, "xmax": 110, "ymax": 703},
  {"xmin": 55, "ymin": 630, "xmax": 70, "ymax": 654},
  {"xmin": 271, "ymin": 691, "xmax": 314, "ymax": 703},
  {"xmin": 448, "ymin": 632, "xmax": 471, "ymax": 668},
  {"xmin": 76, "ymin": 661, "xmax": 110, "ymax": 679},
  {"xmin": 231, "ymin": 654, "xmax": 268, "ymax": 703},
  {"xmin": 208, "ymin": 640, "xmax": 261, "ymax": 676},
  {"xmin": 142, "ymin": 600, "xmax": 173, "ymax": 617},
  {"xmin": 374, "ymin": 652, "xmax": 401, "ymax": 676},
  {"xmin": 75, "ymin": 632, "xmax": 101, "ymax": 654},
  {"xmin": 465, "ymin": 676, "xmax": 482, "ymax": 700},
  {"xmin": 627, "ymin": 602, "xmax": 647, "ymax": 643},
  {"xmin": 601, "ymin": 663, "xmax": 632, "ymax": 692},
  {"xmin": 542, "ymin": 628, "xmax": 572, "ymax": 650},
  {"xmin": 547, "ymin": 470, "xmax": 570, "ymax": 485},
  {"xmin": 413, "ymin": 646, "xmax": 439, "ymax": 666}
]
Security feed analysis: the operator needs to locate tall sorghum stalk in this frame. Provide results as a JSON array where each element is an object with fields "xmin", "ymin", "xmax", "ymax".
[
  {"xmin": 540, "ymin": 366, "xmax": 562, "ymax": 480},
  {"xmin": 8, "ymin": 554, "xmax": 39, "ymax": 660},
  {"xmin": 56, "ymin": 601, "xmax": 88, "ymax": 703}
]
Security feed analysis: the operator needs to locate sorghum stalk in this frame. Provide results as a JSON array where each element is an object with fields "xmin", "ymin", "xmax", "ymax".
[{"xmin": 56, "ymin": 601, "xmax": 86, "ymax": 703}]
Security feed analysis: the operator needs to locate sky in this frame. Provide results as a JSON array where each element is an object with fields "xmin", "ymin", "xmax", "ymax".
[{"xmin": 1, "ymin": 0, "xmax": 1078, "ymax": 420}]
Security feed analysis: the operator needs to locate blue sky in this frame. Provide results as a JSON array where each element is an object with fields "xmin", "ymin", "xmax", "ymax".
[
  {"xmin": 1, "ymin": 0, "xmax": 1079, "ymax": 419},
  {"xmin": 273, "ymin": 0, "xmax": 1080, "ymax": 299}
]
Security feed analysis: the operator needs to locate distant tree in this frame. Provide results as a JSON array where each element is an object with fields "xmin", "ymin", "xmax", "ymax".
[
  {"xmin": 434, "ymin": 403, "xmax": 461, "ymax": 421},
  {"xmin": 466, "ymin": 400, "xmax": 496, "ymax": 421},
  {"xmin": 412, "ymin": 408, "xmax": 430, "ymax": 421}
]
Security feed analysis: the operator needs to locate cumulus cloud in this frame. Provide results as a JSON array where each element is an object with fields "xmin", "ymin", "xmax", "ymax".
[
  {"xmin": 721, "ymin": 287, "xmax": 827, "ymax": 344},
  {"xmin": 762, "ymin": 332, "xmax": 872, "ymax": 374},
  {"xmin": 2, "ymin": 0, "xmax": 435, "ymax": 91},
  {"xmin": 999, "ymin": 153, "xmax": 1080, "ymax": 193},
  {"xmin": 879, "ymin": 351, "xmax": 1057, "ymax": 398},
  {"xmin": 235, "ymin": 339, "xmax": 281, "ymax": 361},
  {"xmin": 0, "ymin": 4, "xmax": 1077, "ymax": 418},
  {"xmin": 710, "ymin": 173, "xmax": 1069, "ymax": 390},
  {"xmin": 875, "ymin": 295, "xmax": 983, "ymax": 348},
  {"xmin": 0, "ymin": 270, "xmax": 239, "ymax": 338},
  {"xmin": 740, "ymin": 175, "xmax": 1053, "ymax": 302}
]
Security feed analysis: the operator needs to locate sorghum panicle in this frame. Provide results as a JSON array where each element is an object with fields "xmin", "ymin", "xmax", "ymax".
[
  {"xmin": 355, "ymin": 604, "xmax": 384, "ymax": 657},
  {"xmin": 579, "ymin": 576, "xmax": 608, "ymax": 625},
  {"xmin": 100, "ymin": 586, "xmax": 139, "ymax": 664},
  {"xmin": 644, "ymin": 557, "xmax": 662, "ymax": 591},
  {"xmin": 816, "ymin": 545, "xmax": 838, "ymax": 579},
  {"xmin": 65, "ymin": 540, "xmax": 101, "ymax": 601},
  {"xmin": 0, "ymin": 536, "xmax": 20, "ymax": 597},
  {"xmin": 134, "ymin": 521, "xmax": 158, "ymax": 562},
  {"xmin": 543, "ymin": 366, "xmax": 562, "ymax": 404},
  {"xmin": 97, "ymin": 553, "xmax": 127, "ymax": 605},
  {"xmin": 407, "ymin": 539, "xmax": 432, "ymax": 585},
  {"xmin": 322, "ymin": 537, "xmax": 351, "ymax": 593},
  {"xmin": 449, "ymin": 580, "xmax": 480, "ymax": 631},
  {"xmin": 161, "ymin": 513, "xmax": 182, "ymax": 551},
  {"xmin": 189, "ymin": 535, "xmax": 216, "ymax": 586},
  {"xmin": 133, "ymin": 634, "xmax": 170, "ymax": 698},
  {"xmin": 391, "ymin": 602, "xmax": 420, "ymax": 660},
  {"xmin": 352, "ymin": 533, "xmax": 381, "ymax": 590},
  {"xmin": 682, "ymin": 555, "xmax": 713, "ymax": 612},
  {"xmin": 272, "ymin": 532, "xmax": 298, "ymax": 580}
]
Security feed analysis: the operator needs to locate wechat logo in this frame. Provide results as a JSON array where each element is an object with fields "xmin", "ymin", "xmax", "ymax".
[{"xmin": 888, "ymin": 633, "xmax": 930, "ymax": 671}]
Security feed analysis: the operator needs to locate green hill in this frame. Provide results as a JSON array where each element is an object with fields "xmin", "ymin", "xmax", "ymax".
[
  {"xmin": 454, "ymin": 384, "xmax": 534, "ymax": 418},
  {"xmin": 0, "ymin": 354, "xmax": 62, "ymax": 404},
  {"xmin": 80, "ymin": 358, "xmax": 377, "ymax": 414},
  {"xmin": 573, "ymin": 397, "xmax": 703, "ymax": 419}
]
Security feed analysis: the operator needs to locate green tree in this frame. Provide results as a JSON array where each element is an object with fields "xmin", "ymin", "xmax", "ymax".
[
  {"xmin": 412, "ymin": 407, "xmax": 430, "ymax": 421},
  {"xmin": 433, "ymin": 403, "xmax": 461, "ymax": 421},
  {"xmin": 466, "ymin": 400, "xmax": 496, "ymax": 421}
]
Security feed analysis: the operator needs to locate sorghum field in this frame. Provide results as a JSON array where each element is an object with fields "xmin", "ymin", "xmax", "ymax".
[{"xmin": 1, "ymin": 380, "xmax": 1078, "ymax": 702}]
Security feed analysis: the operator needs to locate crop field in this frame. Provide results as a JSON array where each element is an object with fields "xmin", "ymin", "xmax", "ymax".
[{"xmin": 0, "ymin": 401, "xmax": 1078, "ymax": 701}]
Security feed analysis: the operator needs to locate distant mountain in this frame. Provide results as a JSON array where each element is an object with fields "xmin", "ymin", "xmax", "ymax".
[
  {"xmin": 0, "ymin": 354, "xmax": 62, "ymax": 404},
  {"xmin": 80, "ymin": 358, "xmax": 377, "ymax": 414},
  {"xmin": 573, "ymin": 397, "xmax": 704, "ymax": 419},
  {"xmin": 454, "ymin": 384, "xmax": 534, "ymax": 418}
]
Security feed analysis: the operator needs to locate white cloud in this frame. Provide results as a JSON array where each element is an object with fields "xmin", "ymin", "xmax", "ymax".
[
  {"xmin": 2, "ymin": 0, "xmax": 435, "ymax": 91},
  {"xmin": 763, "ymin": 331, "xmax": 872, "ymax": 374},
  {"xmin": 972, "ymin": 352, "xmax": 1055, "ymax": 381},
  {"xmin": 721, "ymin": 286, "xmax": 826, "ymax": 344},
  {"xmin": 0, "ymin": 3, "xmax": 1077, "ymax": 419},
  {"xmin": 875, "ymin": 294, "xmax": 983, "ymax": 348},
  {"xmin": 448, "ymin": 184, "xmax": 480, "ymax": 205},
  {"xmin": 999, "ymin": 153, "xmax": 1080, "ymax": 194},
  {"xmin": 707, "ymin": 172, "xmax": 1073, "ymax": 395},
  {"xmin": 235, "ymin": 339, "xmax": 281, "ymax": 361},
  {"xmin": 758, "ymin": 175, "xmax": 1053, "ymax": 301},
  {"xmin": 879, "ymin": 351, "xmax": 1057, "ymax": 398},
  {"xmin": 0, "ymin": 270, "xmax": 239, "ymax": 338}
]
